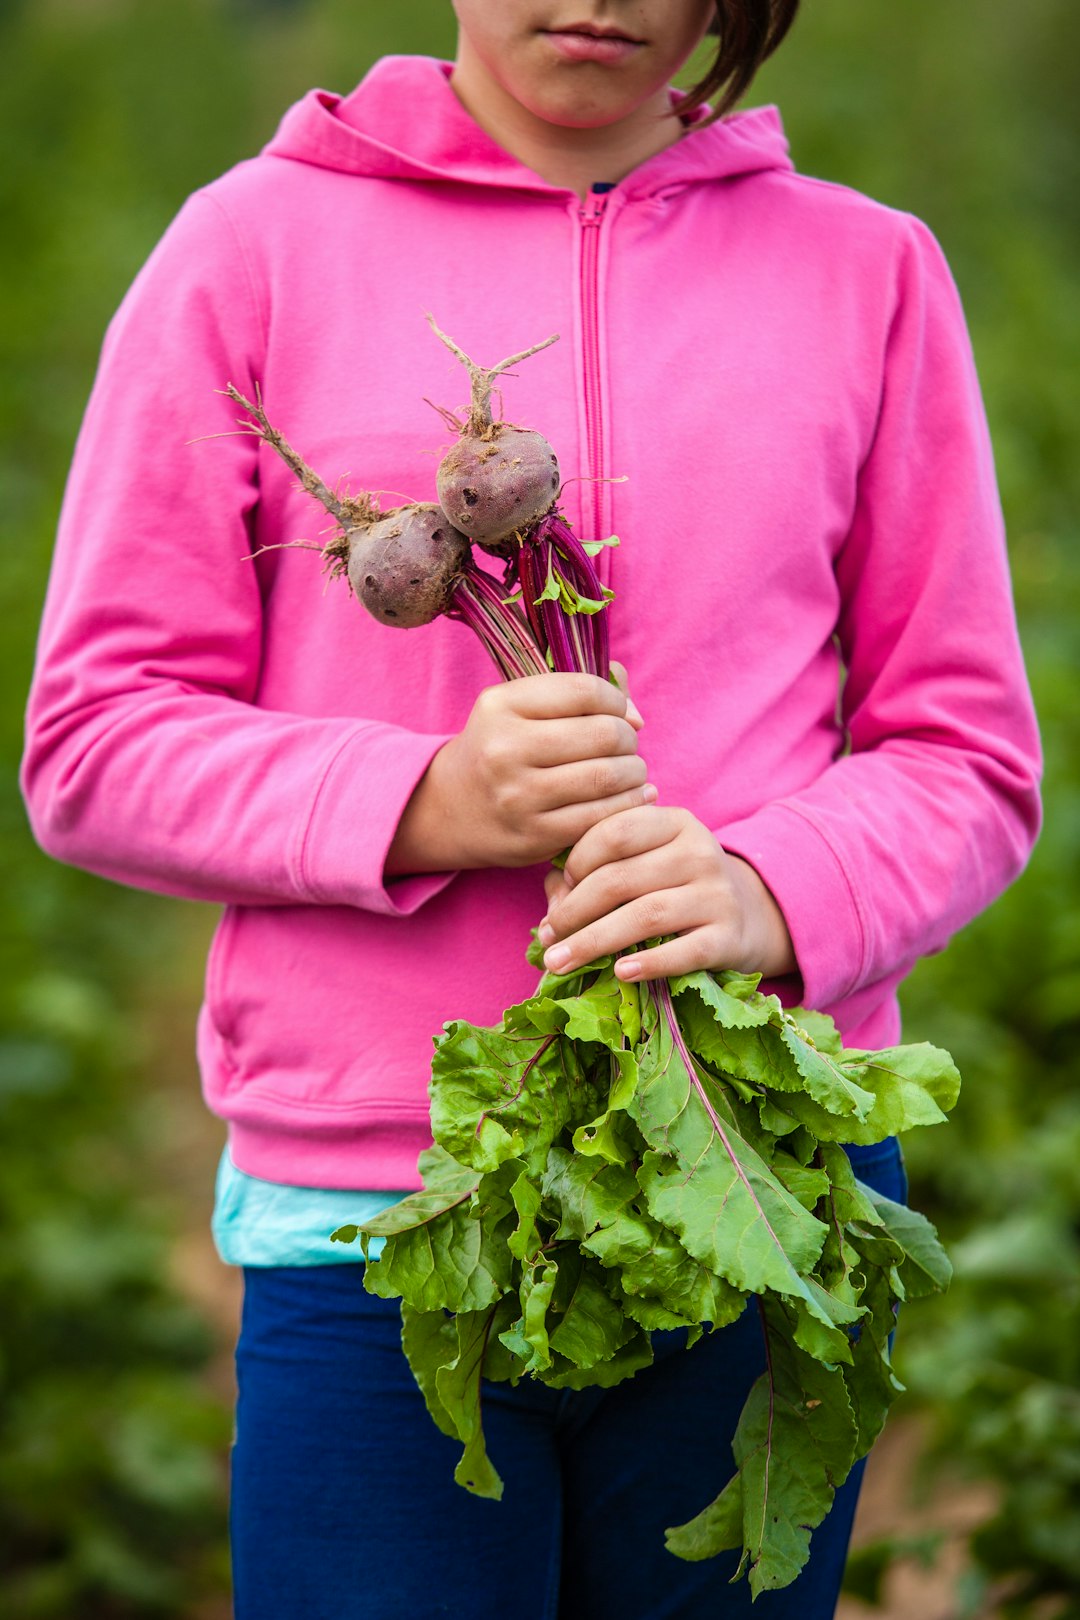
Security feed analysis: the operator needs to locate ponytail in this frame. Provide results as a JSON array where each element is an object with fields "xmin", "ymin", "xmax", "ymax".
[{"xmin": 681, "ymin": 1, "xmax": 801, "ymax": 123}]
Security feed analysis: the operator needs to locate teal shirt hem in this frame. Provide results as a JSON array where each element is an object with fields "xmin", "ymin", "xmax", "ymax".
[{"xmin": 211, "ymin": 1149, "xmax": 408, "ymax": 1267}]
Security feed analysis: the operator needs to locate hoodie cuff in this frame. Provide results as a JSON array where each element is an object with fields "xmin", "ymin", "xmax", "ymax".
[
  {"xmin": 716, "ymin": 802, "xmax": 867, "ymax": 1012},
  {"xmin": 296, "ymin": 723, "xmax": 458, "ymax": 915}
]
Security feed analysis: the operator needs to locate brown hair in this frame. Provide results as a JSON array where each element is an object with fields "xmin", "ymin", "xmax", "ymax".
[{"xmin": 680, "ymin": 1, "xmax": 801, "ymax": 123}]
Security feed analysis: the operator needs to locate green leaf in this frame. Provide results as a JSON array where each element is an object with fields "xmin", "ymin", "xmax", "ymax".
[
  {"xmin": 373, "ymin": 946, "xmax": 958, "ymax": 1594},
  {"xmin": 499, "ymin": 1259, "xmax": 559, "ymax": 1375},
  {"xmin": 733, "ymin": 1301, "xmax": 859, "ymax": 1595},
  {"xmin": 507, "ymin": 1170, "xmax": 545, "ymax": 1264},
  {"xmin": 563, "ymin": 587, "xmax": 614, "ymax": 615},
  {"xmin": 783, "ymin": 1008, "xmax": 845, "ymax": 1055},
  {"xmin": 362, "ymin": 1195, "xmax": 513, "ymax": 1314},
  {"xmin": 786, "ymin": 1282, "xmax": 862, "ymax": 1366},
  {"xmin": 865, "ymin": 1191, "xmax": 953, "ymax": 1298},
  {"xmin": 615, "ymin": 1287, "xmax": 698, "ymax": 1333},
  {"xmin": 400, "ymin": 1303, "xmax": 458, "ymax": 1440},
  {"xmin": 666, "ymin": 1473, "xmax": 744, "ymax": 1561},
  {"xmin": 540, "ymin": 1329, "xmax": 654, "ymax": 1390},
  {"xmin": 359, "ymin": 1149, "xmax": 514, "ymax": 1313},
  {"xmin": 816, "ymin": 1142, "xmax": 890, "ymax": 1229},
  {"xmin": 430, "ymin": 1019, "xmax": 593, "ymax": 1174},
  {"xmin": 542, "ymin": 1145, "xmax": 638, "ymax": 1242},
  {"xmin": 813, "ymin": 1146, "xmax": 878, "ymax": 1311},
  {"xmin": 605, "ymin": 1226, "xmax": 747, "ymax": 1331},
  {"xmin": 630, "ymin": 1002, "xmax": 830, "ymax": 1308},
  {"xmin": 547, "ymin": 1251, "xmax": 637, "ymax": 1369},
  {"xmin": 570, "ymin": 1101, "xmax": 637, "ymax": 1166},
  {"xmin": 828, "ymin": 1043, "xmax": 961, "ymax": 1143},
  {"xmin": 778, "ymin": 1021, "xmax": 878, "ymax": 1119},
  {"xmin": 560, "ymin": 971, "xmax": 627, "ymax": 1050},
  {"xmin": 617, "ymin": 977, "xmax": 642, "ymax": 1045},
  {"xmin": 355, "ymin": 1145, "xmax": 478, "ymax": 1238},
  {"xmin": 771, "ymin": 1152, "xmax": 831, "ymax": 1210},
  {"xmin": 671, "ymin": 970, "xmax": 779, "ymax": 1029},
  {"xmin": 570, "ymin": 1044, "xmax": 640, "ymax": 1165},
  {"xmin": 533, "ymin": 561, "xmax": 561, "ymax": 604},
  {"xmin": 519, "ymin": 954, "xmax": 617, "ymax": 1004},
  {"xmin": 675, "ymin": 996, "xmax": 791, "ymax": 1087},
  {"xmin": 434, "ymin": 1307, "xmax": 504, "ymax": 1500},
  {"xmin": 838, "ymin": 1265, "xmax": 905, "ymax": 1454},
  {"xmin": 479, "ymin": 1294, "xmax": 524, "ymax": 1385}
]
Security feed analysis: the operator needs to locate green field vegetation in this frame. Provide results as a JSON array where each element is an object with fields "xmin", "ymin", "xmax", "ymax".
[{"xmin": 2, "ymin": 2, "xmax": 1077, "ymax": 1613}]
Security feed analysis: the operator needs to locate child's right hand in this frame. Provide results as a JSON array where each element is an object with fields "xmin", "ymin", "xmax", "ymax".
[{"xmin": 385, "ymin": 669, "xmax": 652, "ymax": 875}]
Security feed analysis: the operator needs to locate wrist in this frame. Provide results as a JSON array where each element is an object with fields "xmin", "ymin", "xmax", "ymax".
[
  {"xmin": 725, "ymin": 853, "xmax": 797, "ymax": 979},
  {"xmin": 385, "ymin": 737, "xmax": 473, "ymax": 877}
]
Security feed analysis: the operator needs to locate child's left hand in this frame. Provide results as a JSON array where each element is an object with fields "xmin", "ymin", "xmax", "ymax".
[{"xmin": 538, "ymin": 805, "xmax": 797, "ymax": 984}]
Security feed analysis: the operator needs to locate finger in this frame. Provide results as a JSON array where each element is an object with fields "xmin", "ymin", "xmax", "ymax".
[
  {"xmin": 533, "ymin": 753, "xmax": 650, "ymax": 812},
  {"xmin": 523, "ymin": 712, "xmax": 640, "ymax": 768},
  {"xmin": 501, "ymin": 671, "xmax": 631, "ymax": 722},
  {"xmin": 561, "ymin": 804, "xmax": 682, "ymax": 888},
  {"xmin": 543, "ymin": 866, "xmax": 570, "ymax": 907},
  {"xmin": 544, "ymin": 844, "xmax": 690, "ymax": 941},
  {"xmin": 541, "ymin": 885, "xmax": 710, "ymax": 977},
  {"xmin": 613, "ymin": 929, "xmax": 728, "ymax": 982},
  {"xmin": 540, "ymin": 782, "xmax": 660, "ymax": 850},
  {"xmin": 609, "ymin": 660, "xmax": 643, "ymax": 730}
]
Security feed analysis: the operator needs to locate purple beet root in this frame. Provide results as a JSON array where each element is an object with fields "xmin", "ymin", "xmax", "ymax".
[
  {"xmin": 436, "ymin": 427, "xmax": 560, "ymax": 553},
  {"xmin": 427, "ymin": 315, "xmax": 561, "ymax": 555},
  {"xmin": 224, "ymin": 384, "xmax": 469, "ymax": 629},
  {"xmin": 350, "ymin": 505, "xmax": 470, "ymax": 628}
]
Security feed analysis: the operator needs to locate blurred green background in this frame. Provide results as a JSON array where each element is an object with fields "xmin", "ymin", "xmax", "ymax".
[{"xmin": 1, "ymin": 1, "xmax": 1077, "ymax": 1615}]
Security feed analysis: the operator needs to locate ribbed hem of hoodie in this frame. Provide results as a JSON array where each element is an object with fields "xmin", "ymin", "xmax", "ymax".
[
  {"xmin": 296, "ymin": 722, "xmax": 458, "ymax": 915},
  {"xmin": 228, "ymin": 1111, "xmax": 429, "ymax": 1190},
  {"xmin": 716, "ymin": 801, "xmax": 866, "ymax": 1013}
]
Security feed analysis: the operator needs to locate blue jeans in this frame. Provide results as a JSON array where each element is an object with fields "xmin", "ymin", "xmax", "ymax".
[{"xmin": 231, "ymin": 1139, "xmax": 907, "ymax": 1619}]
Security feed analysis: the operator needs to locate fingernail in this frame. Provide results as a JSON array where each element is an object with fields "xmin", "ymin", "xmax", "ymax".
[
  {"xmin": 626, "ymin": 700, "xmax": 643, "ymax": 727},
  {"xmin": 537, "ymin": 920, "xmax": 555, "ymax": 946},
  {"xmin": 616, "ymin": 957, "xmax": 641, "ymax": 979},
  {"xmin": 642, "ymin": 784, "xmax": 658, "ymax": 804},
  {"xmin": 544, "ymin": 945, "xmax": 571, "ymax": 972},
  {"xmin": 562, "ymin": 870, "xmax": 575, "ymax": 890}
]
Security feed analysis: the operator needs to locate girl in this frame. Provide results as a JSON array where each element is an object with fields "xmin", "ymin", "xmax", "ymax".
[{"xmin": 21, "ymin": 3, "xmax": 1041, "ymax": 1615}]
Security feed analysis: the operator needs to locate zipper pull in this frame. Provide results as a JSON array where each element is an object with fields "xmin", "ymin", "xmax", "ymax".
[{"xmin": 580, "ymin": 181, "xmax": 614, "ymax": 225}]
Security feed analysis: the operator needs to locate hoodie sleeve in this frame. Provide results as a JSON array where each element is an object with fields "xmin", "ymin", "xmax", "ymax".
[
  {"xmin": 716, "ymin": 215, "xmax": 1042, "ymax": 1010},
  {"xmin": 20, "ymin": 189, "xmax": 457, "ymax": 916}
]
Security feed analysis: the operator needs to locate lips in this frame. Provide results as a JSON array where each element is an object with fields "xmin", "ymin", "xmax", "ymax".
[
  {"xmin": 554, "ymin": 20, "xmax": 643, "ymax": 41},
  {"xmin": 542, "ymin": 23, "xmax": 645, "ymax": 65}
]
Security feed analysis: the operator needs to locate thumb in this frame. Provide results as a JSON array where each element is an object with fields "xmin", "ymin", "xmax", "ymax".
[{"xmin": 610, "ymin": 659, "xmax": 643, "ymax": 730}]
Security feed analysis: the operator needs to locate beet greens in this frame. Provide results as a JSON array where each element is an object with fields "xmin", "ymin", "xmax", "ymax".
[{"xmin": 335, "ymin": 954, "xmax": 958, "ymax": 1596}]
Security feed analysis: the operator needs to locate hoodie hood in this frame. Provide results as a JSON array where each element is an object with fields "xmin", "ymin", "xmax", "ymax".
[{"xmin": 263, "ymin": 53, "xmax": 793, "ymax": 200}]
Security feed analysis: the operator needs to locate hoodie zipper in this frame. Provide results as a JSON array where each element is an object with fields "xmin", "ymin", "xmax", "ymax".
[{"xmin": 579, "ymin": 185, "xmax": 611, "ymax": 562}]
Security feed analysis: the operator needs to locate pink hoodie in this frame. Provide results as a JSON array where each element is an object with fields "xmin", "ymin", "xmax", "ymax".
[{"xmin": 22, "ymin": 56, "xmax": 1041, "ymax": 1188}]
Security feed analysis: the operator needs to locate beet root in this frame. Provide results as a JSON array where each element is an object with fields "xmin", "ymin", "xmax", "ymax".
[
  {"xmin": 349, "ymin": 505, "xmax": 471, "ymax": 628},
  {"xmin": 427, "ymin": 315, "xmax": 562, "ymax": 553},
  {"xmin": 436, "ymin": 426, "xmax": 560, "ymax": 553}
]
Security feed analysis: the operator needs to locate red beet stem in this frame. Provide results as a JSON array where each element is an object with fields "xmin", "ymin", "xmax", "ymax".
[
  {"xmin": 516, "ymin": 513, "xmax": 610, "ymax": 679},
  {"xmin": 449, "ymin": 568, "xmax": 550, "ymax": 680}
]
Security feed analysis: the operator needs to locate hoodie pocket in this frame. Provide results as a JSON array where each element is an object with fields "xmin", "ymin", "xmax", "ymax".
[{"xmin": 204, "ymin": 905, "xmax": 240, "ymax": 1056}]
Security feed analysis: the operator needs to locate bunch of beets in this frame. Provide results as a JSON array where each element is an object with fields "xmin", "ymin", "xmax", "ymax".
[{"xmin": 227, "ymin": 322, "xmax": 959, "ymax": 1597}]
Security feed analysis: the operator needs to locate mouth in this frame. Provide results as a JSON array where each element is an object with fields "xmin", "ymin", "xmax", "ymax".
[
  {"xmin": 541, "ymin": 20, "xmax": 646, "ymax": 64},
  {"xmin": 550, "ymin": 20, "xmax": 644, "ymax": 42}
]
